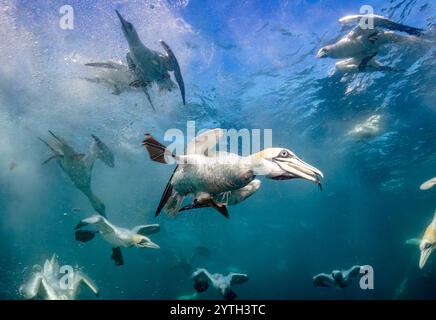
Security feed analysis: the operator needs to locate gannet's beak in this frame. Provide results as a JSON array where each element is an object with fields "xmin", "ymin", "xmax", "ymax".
[
  {"xmin": 115, "ymin": 10, "xmax": 132, "ymax": 34},
  {"xmin": 138, "ymin": 237, "xmax": 160, "ymax": 249},
  {"xmin": 419, "ymin": 242, "xmax": 434, "ymax": 269},
  {"xmin": 272, "ymin": 155, "xmax": 324, "ymax": 190},
  {"xmin": 316, "ymin": 47, "xmax": 328, "ymax": 58},
  {"xmin": 115, "ymin": 10, "xmax": 127, "ymax": 26}
]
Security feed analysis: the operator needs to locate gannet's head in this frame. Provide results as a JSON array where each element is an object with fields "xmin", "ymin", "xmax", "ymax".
[
  {"xmin": 251, "ymin": 148, "xmax": 323, "ymax": 189},
  {"xmin": 115, "ymin": 10, "xmax": 140, "ymax": 47},
  {"xmin": 316, "ymin": 45, "xmax": 332, "ymax": 58},
  {"xmin": 132, "ymin": 234, "xmax": 160, "ymax": 249},
  {"xmin": 419, "ymin": 218, "xmax": 436, "ymax": 269}
]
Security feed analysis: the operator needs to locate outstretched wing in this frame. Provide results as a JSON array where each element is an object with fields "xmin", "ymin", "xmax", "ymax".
[
  {"xmin": 74, "ymin": 214, "xmax": 114, "ymax": 234},
  {"xmin": 20, "ymin": 273, "xmax": 44, "ymax": 299},
  {"xmin": 186, "ymin": 128, "xmax": 225, "ymax": 156},
  {"xmin": 313, "ymin": 273, "xmax": 336, "ymax": 288},
  {"xmin": 339, "ymin": 14, "xmax": 423, "ymax": 36},
  {"xmin": 88, "ymin": 134, "xmax": 115, "ymax": 168},
  {"xmin": 192, "ymin": 268, "xmax": 214, "ymax": 284},
  {"xmin": 229, "ymin": 273, "xmax": 249, "ymax": 285},
  {"xmin": 192, "ymin": 268, "xmax": 213, "ymax": 293},
  {"xmin": 47, "ymin": 130, "xmax": 77, "ymax": 157},
  {"xmin": 85, "ymin": 61, "xmax": 126, "ymax": 71},
  {"xmin": 160, "ymin": 40, "xmax": 185, "ymax": 105},
  {"xmin": 72, "ymin": 271, "xmax": 99, "ymax": 297},
  {"xmin": 133, "ymin": 224, "xmax": 161, "ymax": 236}
]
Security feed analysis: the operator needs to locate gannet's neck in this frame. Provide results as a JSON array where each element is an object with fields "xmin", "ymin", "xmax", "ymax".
[{"xmin": 245, "ymin": 150, "xmax": 272, "ymax": 175}]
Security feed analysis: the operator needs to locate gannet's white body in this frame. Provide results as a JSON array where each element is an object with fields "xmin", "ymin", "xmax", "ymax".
[
  {"xmin": 143, "ymin": 129, "xmax": 323, "ymax": 218},
  {"xmin": 192, "ymin": 268, "xmax": 248, "ymax": 300},
  {"xmin": 116, "ymin": 10, "xmax": 185, "ymax": 109},
  {"xmin": 20, "ymin": 255, "xmax": 98, "ymax": 300},
  {"xmin": 75, "ymin": 214, "xmax": 160, "ymax": 266},
  {"xmin": 39, "ymin": 131, "xmax": 114, "ymax": 216}
]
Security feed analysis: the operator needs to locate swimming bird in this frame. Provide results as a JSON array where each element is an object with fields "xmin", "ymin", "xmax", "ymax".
[
  {"xmin": 20, "ymin": 254, "xmax": 98, "ymax": 300},
  {"xmin": 347, "ymin": 115, "xmax": 381, "ymax": 139},
  {"xmin": 115, "ymin": 10, "xmax": 186, "ymax": 109},
  {"xmin": 192, "ymin": 268, "xmax": 248, "ymax": 300},
  {"xmin": 142, "ymin": 129, "xmax": 323, "ymax": 218},
  {"xmin": 74, "ymin": 214, "xmax": 160, "ymax": 266},
  {"xmin": 313, "ymin": 265, "xmax": 362, "ymax": 288},
  {"xmin": 178, "ymin": 179, "xmax": 261, "ymax": 218},
  {"xmin": 39, "ymin": 131, "xmax": 114, "ymax": 216},
  {"xmin": 317, "ymin": 14, "xmax": 423, "ymax": 73},
  {"xmin": 406, "ymin": 210, "xmax": 436, "ymax": 269},
  {"xmin": 420, "ymin": 177, "xmax": 436, "ymax": 191},
  {"xmin": 83, "ymin": 61, "xmax": 141, "ymax": 95}
]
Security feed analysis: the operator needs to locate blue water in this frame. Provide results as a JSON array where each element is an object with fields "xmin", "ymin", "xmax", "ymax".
[{"xmin": 0, "ymin": 0, "xmax": 435, "ymax": 299}]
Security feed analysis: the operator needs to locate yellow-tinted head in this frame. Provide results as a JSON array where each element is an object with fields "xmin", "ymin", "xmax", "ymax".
[
  {"xmin": 132, "ymin": 234, "xmax": 160, "ymax": 249},
  {"xmin": 250, "ymin": 148, "xmax": 323, "ymax": 188},
  {"xmin": 419, "ymin": 215, "xmax": 436, "ymax": 269}
]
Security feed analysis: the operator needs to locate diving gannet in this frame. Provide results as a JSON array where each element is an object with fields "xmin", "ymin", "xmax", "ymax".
[
  {"xmin": 116, "ymin": 10, "xmax": 186, "ymax": 110},
  {"xmin": 142, "ymin": 129, "xmax": 323, "ymax": 218},
  {"xmin": 20, "ymin": 254, "xmax": 98, "ymax": 300},
  {"xmin": 39, "ymin": 131, "xmax": 114, "ymax": 216},
  {"xmin": 75, "ymin": 214, "xmax": 160, "ymax": 266},
  {"xmin": 313, "ymin": 265, "xmax": 362, "ymax": 288},
  {"xmin": 192, "ymin": 268, "xmax": 248, "ymax": 300},
  {"xmin": 317, "ymin": 14, "xmax": 423, "ymax": 73}
]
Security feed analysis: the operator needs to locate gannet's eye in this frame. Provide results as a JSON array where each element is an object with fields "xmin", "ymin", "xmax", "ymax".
[
  {"xmin": 424, "ymin": 242, "xmax": 432, "ymax": 250},
  {"xmin": 279, "ymin": 150, "xmax": 290, "ymax": 158}
]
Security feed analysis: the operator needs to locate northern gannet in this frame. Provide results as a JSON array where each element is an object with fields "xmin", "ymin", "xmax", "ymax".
[
  {"xmin": 192, "ymin": 268, "xmax": 248, "ymax": 300},
  {"xmin": 39, "ymin": 131, "xmax": 114, "ymax": 216},
  {"xmin": 20, "ymin": 254, "xmax": 98, "ymax": 300},
  {"xmin": 116, "ymin": 10, "xmax": 186, "ymax": 110},
  {"xmin": 75, "ymin": 214, "xmax": 160, "ymax": 266},
  {"xmin": 142, "ymin": 129, "xmax": 323, "ymax": 218},
  {"xmin": 317, "ymin": 14, "xmax": 423, "ymax": 73},
  {"xmin": 313, "ymin": 265, "xmax": 362, "ymax": 288}
]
